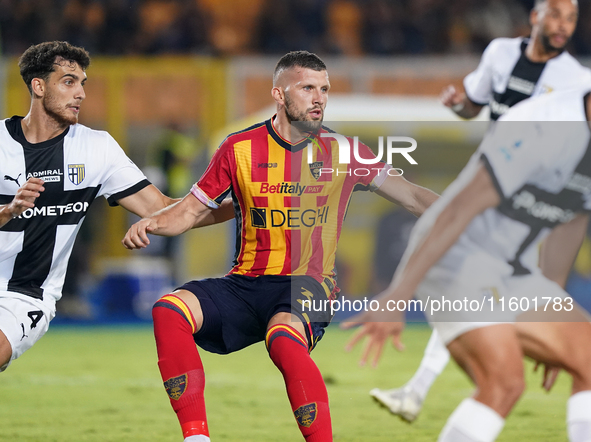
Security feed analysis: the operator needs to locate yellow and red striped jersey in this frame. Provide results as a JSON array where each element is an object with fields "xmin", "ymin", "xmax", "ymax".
[{"xmin": 191, "ymin": 116, "xmax": 389, "ymax": 284}]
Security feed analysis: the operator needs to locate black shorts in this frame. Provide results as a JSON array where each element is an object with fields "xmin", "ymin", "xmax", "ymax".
[{"xmin": 177, "ymin": 274, "xmax": 336, "ymax": 355}]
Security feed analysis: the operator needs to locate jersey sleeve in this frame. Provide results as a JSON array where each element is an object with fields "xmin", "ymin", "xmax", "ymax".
[
  {"xmin": 478, "ymin": 121, "xmax": 554, "ymax": 199},
  {"xmin": 463, "ymin": 39, "xmax": 498, "ymax": 106},
  {"xmin": 349, "ymin": 140, "xmax": 392, "ymax": 191},
  {"xmin": 191, "ymin": 138, "xmax": 234, "ymax": 208},
  {"xmin": 100, "ymin": 134, "xmax": 150, "ymax": 206}
]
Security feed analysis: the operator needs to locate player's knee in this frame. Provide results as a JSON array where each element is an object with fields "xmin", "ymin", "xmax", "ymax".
[
  {"xmin": 472, "ymin": 344, "xmax": 524, "ymax": 397},
  {"xmin": 482, "ymin": 359, "xmax": 525, "ymax": 403},
  {"xmin": 497, "ymin": 370, "xmax": 525, "ymax": 403},
  {"xmin": 266, "ymin": 324, "xmax": 309, "ymax": 364},
  {"xmin": 152, "ymin": 294, "xmax": 199, "ymax": 335}
]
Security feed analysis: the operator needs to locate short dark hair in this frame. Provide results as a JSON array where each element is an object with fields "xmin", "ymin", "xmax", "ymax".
[
  {"xmin": 534, "ymin": 0, "xmax": 578, "ymax": 9},
  {"xmin": 273, "ymin": 51, "xmax": 326, "ymax": 84},
  {"xmin": 18, "ymin": 41, "xmax": 91, "ymax": 95}
]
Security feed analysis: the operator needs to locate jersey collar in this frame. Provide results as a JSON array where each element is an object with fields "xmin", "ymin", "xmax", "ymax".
[
  {"xmin": 6, "ymin": 116, "xmax": 70, "ymax": 149},
  {"xmin": 267, "ymin": 114, "xmax": 318, "ymax": 153}
]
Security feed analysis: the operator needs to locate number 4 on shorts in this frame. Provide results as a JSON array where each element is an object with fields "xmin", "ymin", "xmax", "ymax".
[{"xmin": 27, "ymin": 310, "xmax": 44, "ymax": 329}]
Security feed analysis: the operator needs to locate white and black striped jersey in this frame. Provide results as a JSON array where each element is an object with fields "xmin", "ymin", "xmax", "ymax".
[
  {"xmin": 464, "ymin": 37, "xmax": 591, "ymax": 120},
  {"xmin": 410, "ymin": 88, "xmax": 591, "ymax": 277},
  {"xmin": 0, "ymin": 117, "xmax": 149, "ymax": 304}
]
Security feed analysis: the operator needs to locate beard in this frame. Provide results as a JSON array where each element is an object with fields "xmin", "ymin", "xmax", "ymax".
[
  {"xmin": 42, "ymin": 89, "xmax": 78, "ymax": 127},
  {"xmin": 284, "ymin": 93, "xmax": 323, "ymax": 133},
  {"xmin": 540, "ymin": 32, "xmax": 570, "ymax": 54}
]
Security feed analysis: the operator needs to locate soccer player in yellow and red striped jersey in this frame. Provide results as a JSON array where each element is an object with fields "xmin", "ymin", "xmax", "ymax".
[
  {"xmin": 191, "ymin": 116, "xmax": 386, "ymax": 288},
  {"xmin": 123, "ymin": 51, "xmax": 438, "ymax": 442}
]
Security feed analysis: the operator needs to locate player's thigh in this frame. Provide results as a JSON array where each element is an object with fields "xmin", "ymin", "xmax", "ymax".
[
  {"xmin": 275, "ymin": 276, "xmax": 335, "ymax": 350},
  {"xmin": 0, "ymin": 329, "xmax": 11, "ymax": 369},
  {"xmin": 0, "ymin": 297, "xmax": 51, "ymax": 372},
  {"xmin": 447, "ymin": 323, "xmax": 524, "ymax": 384},
  {"xmin": 169, "ymin": 289, "xmax": 204, "ymax": 333}
]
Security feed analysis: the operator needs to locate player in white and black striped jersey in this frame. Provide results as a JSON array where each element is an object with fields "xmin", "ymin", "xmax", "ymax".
[
  {"xmin": 0, "ymin": 41, "xmax": 234, "ymax": 373},
  {"xmin": 349, "ymin": 86, "xmax": 591, "ymax": 442},
  {"xmin": 441, "ymin": 0, "xmax": 590, "ymax": 122},
  {"xmin": 369, "ymin": 0, "xmax": 591, "ymax": 424}
]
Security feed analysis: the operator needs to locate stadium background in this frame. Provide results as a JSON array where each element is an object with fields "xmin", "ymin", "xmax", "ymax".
[
  {"xmin": 2, "ymin": 1, "xmax": 591, "ymax": 441},
  {"xmin": 3, "ymin": 0, "xmax": 591, "ymax": 322}
]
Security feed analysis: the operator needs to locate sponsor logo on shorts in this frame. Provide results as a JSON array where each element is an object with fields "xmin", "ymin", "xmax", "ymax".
[
  {"xmin": 164, "ymin": 374, "xmax": 188, "ymax": 400},
  {"xmin": 294, "ymin": 403, "xmax": 317, "ymax": 427}
]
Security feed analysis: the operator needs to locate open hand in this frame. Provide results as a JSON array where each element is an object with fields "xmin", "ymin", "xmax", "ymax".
[{"xmin": 341, "ymin": 308, "xmax": 406, "ymax": 368}]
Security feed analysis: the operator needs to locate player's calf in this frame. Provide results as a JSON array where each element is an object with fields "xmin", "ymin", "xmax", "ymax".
[
  {"xmin": 439, "ymin": 325, "xmax": 525, "ymax": 442},
  {"xmin": 448, "ymin": 324, "xmax": 525, "ymax": 417},
  {"xmin": 266, "ymin": 323, "xmax": 332, "ymax": 441},
  {"xmin": 153, "ymin": 293, "xmax": 209, "ymax": 441}
]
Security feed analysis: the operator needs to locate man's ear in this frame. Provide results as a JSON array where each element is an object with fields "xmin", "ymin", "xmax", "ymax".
[
  {"xmin": 530, "ymin": 7, "xmax": 540, "ymax": 27},
  {"xmin": 30, "ymin": 78, "xmax": 45, "ymax": 98},
  {"xmin": 272, "ymin": 86, "xmax": 285, "ymax": 105}
]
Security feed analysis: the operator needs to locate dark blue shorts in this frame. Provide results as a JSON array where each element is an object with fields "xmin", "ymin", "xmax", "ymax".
[{"xmin": 177, "ymin": 274, "xmax": 336, "ymax": 355}]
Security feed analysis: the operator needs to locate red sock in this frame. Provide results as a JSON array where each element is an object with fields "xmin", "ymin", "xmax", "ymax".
[
  {"xmin": 153, "ymin": 294, "xmax": 208, "ymax": 439},
  {"xmin": 266, "ymin": 324, "xmax": 332, "ymax": 442}
]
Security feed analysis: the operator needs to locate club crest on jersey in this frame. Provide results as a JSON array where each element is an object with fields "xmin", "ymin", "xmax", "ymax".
[
  {"xmin": 294, "ymin": 403, "xmax": 317, "ymax": 427},
  {"xmin": 309, "ymin": 161, "xmax": 323, "ymax": 180},
  {"xmin": 164, "ymin": 374, "xmax": 188, "ymax": 400},
  {"xmin": 68, "ymin": 164, "xmax": 85, "ymax": 185}
]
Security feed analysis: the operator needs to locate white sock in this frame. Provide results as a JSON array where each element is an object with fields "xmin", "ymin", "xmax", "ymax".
[
  {"xmin": 185, "ymin": 435, "xmax": 210, "ymax": 442},
  {"xmin": 438, "ymin": 398, "xmax": 505, "ymax": 442},
  {"xmin": 406, "ymin": 365, "xmax": 438, "ymax": 399},
  {"xmin": 568, "ymin": 391, "xmax": 591, "ymax": 442},
  {"xmin": 406, "ymin": 329, "xmax": 450, "ymax": 399},
  {"xmin": 422, "ymin": 329, "xmax": 451, "ymax": 374}
]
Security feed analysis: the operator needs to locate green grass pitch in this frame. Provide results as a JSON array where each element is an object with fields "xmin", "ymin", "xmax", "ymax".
[{"xmin": 0, "ymin": 324, "xmax": 571, "ymax": 441}]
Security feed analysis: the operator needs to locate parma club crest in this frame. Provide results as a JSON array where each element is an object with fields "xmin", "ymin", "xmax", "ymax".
[
  {"xmin": 309, "ymin": 161, "xmax": 323, "ymax": 180},
  {"xmin": 164, "ymin": 374, "xmax": 188, "ymax": 400},
  {"xmin": 294, "ymin": 402, "xmax": 317, "ymax": 427},
  {"xmin": 68, "ymin": 164, "xmax": 85, "ymax": 185}
]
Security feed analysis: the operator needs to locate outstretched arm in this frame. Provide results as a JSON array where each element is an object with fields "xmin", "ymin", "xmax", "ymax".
[
  {"xmin": 375, "ymin": 174, "xmax": 439, "ymax": 217},
  {"xmin": 539, "ymin": 213, "xmax": 589, "ymax": 288},
  {"xmin": 116, "ymin": 184, "xmax": 178, "ymax": 218},
  {"xmin": 117, "ymin": 183, "xmax": 234, "ymax": 227},
  {"xmin": 343, "ymin": 163, "xmax": 500, "ymax": 366},
  {"xmin": 122, "ymin": 193, "xmax": 233, "ymax": 250},
  {"xmin": 384, "ymin": 165, "xmax": 498, "ymax": 298}
]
